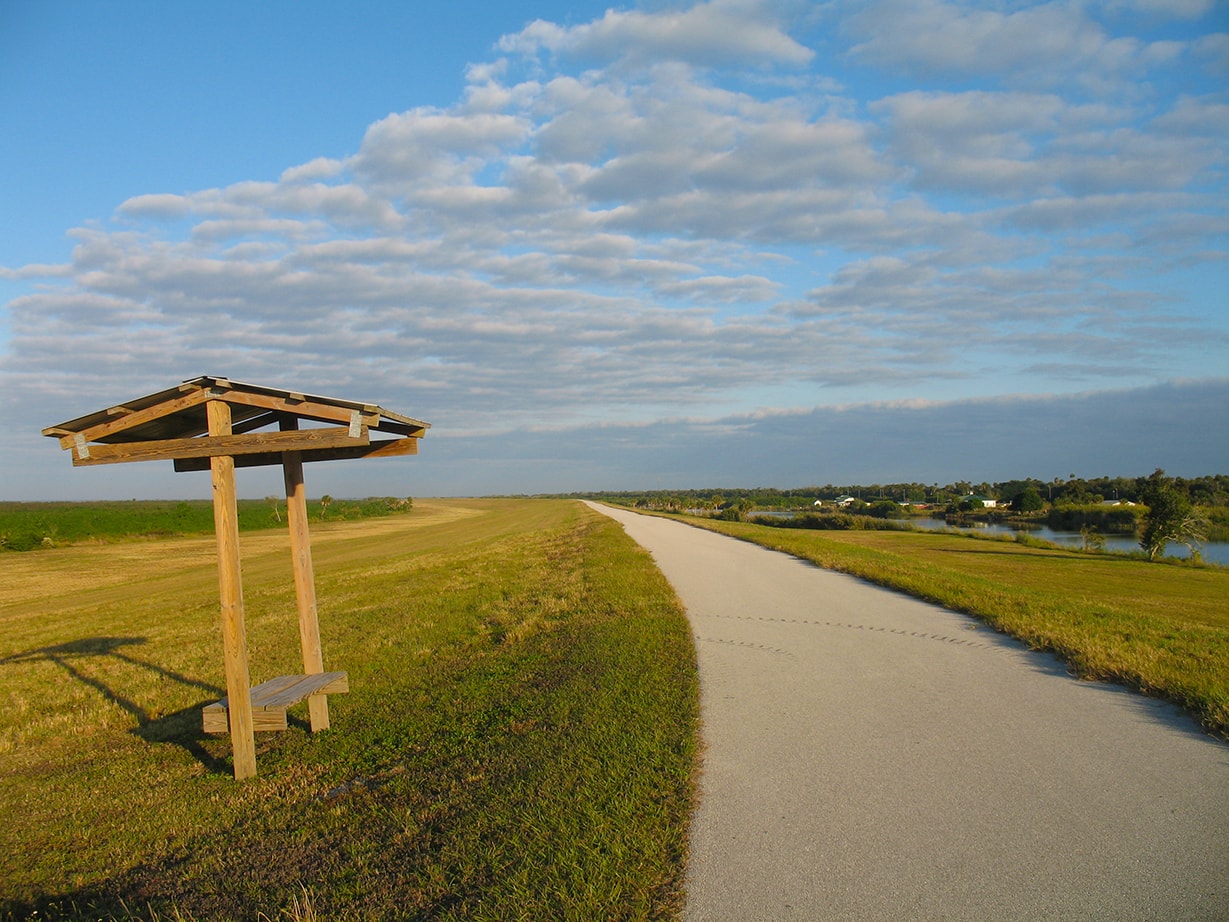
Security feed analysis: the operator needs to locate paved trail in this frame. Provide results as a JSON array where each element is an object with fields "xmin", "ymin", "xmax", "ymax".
[{"xmin": 587, "ymin": 503, "xmax": 1229, "ymax": 922}]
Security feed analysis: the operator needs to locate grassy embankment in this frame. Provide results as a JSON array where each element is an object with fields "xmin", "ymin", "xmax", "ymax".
[
  {"xmin": 677, "ymin": 513, "xmax": 1229, "ymax": 736},
  {"xmin": 0, "ymin": 499, "xmax": 698, "ymax": 921},
  {"xmin": 0, "ymin": 498, "xmax": 410, "ymax": 551}
]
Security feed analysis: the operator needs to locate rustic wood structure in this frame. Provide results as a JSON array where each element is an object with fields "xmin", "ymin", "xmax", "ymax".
[{"xmin": 43, "ymin": 375, "xmax": 429, "ymax": 779}]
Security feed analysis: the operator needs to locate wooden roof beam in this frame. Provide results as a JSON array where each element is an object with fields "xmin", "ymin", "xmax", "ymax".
[
  {"xmin": 172, "ymin": 437, "xmax": 418, "ymax": 472},
  {"xmin": 46, "ymin": 385, "xmax": 217, "ymax": 449},
  {"xmin": 217, "ymin": 391, "xmax": 380, "ymax": 433},
  {"xmin": 231, "ymin": 411, "xmax": 281, "ymax": 435},
  {"xmin": 71, "ymin": 426, "xmax": 368, "ymax": 466}
]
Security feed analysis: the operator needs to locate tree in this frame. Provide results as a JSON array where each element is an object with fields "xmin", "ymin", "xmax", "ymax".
[
  {"xmin": 1080, "ymin": 524, "xmax": 1105, "ymax": 553},
  {"xmin": 319, "ymin": 494, "xmax": 333, "ymax": 519},
  {"xmin": 867, "ymin": 500, "xmax": 903, "ymax": 519},
  {"xmin": 716, "ymin": 498, "xmax": 754, "ymax": 521},
  {"xmin": 1138, "ymin": 469, "xmax": 1206, "ymax": 561},
  {"xmin": 1010, "ymin": 486, "xmax": 1044, "ymax": 512}
]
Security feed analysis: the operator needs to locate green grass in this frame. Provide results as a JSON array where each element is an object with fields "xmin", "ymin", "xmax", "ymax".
[
  {"xmin": 0, "ymin": 499, "xmax": 698, "ymax": 921},
  {"xmin": 0, "ymin": 498, "xmax": 415, "ymax": 550},
  {"xmin": 676, "ymin": 514, "xmax": 1229, "ymax": 737}
]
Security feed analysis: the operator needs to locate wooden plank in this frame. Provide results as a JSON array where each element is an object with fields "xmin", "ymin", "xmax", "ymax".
[
  {"xmin": 172, "ymin": 437, "xmax": 417, "ymax": 472},
  {"xmin": 220, "ymin": 390, "xmax": 382, "ymax": 431},
  {"xmin": 203, "ymin": 704, "xmax": 287, "ymax": 734},
  {"xmin": 230, "ymin": 411, "xmax": 280, "ymax": 435},
  {"xmin": 338, "ymin": 437, "xmax": 418, "ymax": 459},
  {"xmin": 209, "ymin": 399, "xmax": 257, "ymax": 781},
  {"xmin": 283, "ymin": 420, "xmax": 330, "ymax": 732},
  {"xmin": 53, "ymin": 384, "xmax": 215, "ymax": 449},
  {"xmin": 214, "ymin": 389, "xmax": 422, "ymax": 436},
  {"xmin": 377, "ymin": 406, "xmax": 432, "ymax": 430},
  {"xmin": 368, "ymin": 419, "xmax": 429, "ymax": 437},
  {"xmin": 71, "ymin": 426, "xmax": 368, "ymax": 466},
  {"xmin": 246, "ymin": 674, "xmax": 304, "ymax": 706},
  {"xmin": 200, "ymin": 672, "xmax": 348, "ymax": 734},
  {"xmin": 253, "ymin": 672, "xmax": 348, "ymax": 709}
]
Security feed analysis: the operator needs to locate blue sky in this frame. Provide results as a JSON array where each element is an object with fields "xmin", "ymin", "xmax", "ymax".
[{"xmin": 2, "ymin": 0, "xmax": 1227, "ymax": 499}]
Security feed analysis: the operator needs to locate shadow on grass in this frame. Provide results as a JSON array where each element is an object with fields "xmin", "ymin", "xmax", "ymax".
[{"xmin": 1, "ymin": 636, "xmax": 231, "ymax": 775}]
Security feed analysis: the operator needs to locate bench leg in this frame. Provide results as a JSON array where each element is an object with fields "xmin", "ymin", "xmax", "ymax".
[
  {"xmin": 282, "ymin": 443, "xmax": 330, "ymax": 734},
  {"xmin": 307, "ymin": 694, "xmax": 330, "ymax": 732}
]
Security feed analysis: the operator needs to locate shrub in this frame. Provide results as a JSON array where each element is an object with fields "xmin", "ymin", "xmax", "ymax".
[
  {"xmin": 1, "ymin": 532, "xmax": 43, "ymax": 552},
  {"xmin": 1011, "ymin": 487, "xmax": 1045, "ymax": 512},
  {"xmin": 1047, "ymin": 505, "xmax": 1137, "ymax": 534}
]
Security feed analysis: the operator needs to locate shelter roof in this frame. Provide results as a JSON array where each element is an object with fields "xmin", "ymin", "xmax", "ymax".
[{"xmin": 43, "ymin": 375, "xmax": 429, "ymax": 470}]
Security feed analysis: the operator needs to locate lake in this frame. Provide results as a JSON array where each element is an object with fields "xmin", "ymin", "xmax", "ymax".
[
  {"xmin": 748, "ymin": 511, "xmax": 1228, "ymax": 566},
  {"xmin": 911, "ymin": 517, "xmax": 1229, "ymax": 566}
]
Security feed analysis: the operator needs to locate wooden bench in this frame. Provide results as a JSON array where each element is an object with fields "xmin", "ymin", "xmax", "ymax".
[{"xmin": 203, "ymin": 671, "xmax": 348, "ymax": 734}]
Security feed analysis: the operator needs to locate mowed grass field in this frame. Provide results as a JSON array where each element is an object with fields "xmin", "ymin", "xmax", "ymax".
[
  {"xmin": 685, "ymin": 515, "xmax": 1229, "ymax": 736},
  {"xmin": 0, "ymin": 499, "xmax": 699, "ymax": 921}
]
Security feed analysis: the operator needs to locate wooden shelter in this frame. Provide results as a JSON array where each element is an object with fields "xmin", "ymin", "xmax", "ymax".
[{"xmin": 43, "ymin": 375, "xmax": 430, "ymax": 779}]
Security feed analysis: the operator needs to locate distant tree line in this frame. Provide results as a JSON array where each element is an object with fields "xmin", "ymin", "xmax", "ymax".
[
  {"xmin": 557, "ymin": 471, "xmax": 1228, "ymax": 558},
  {"xmin": 561, "ymin": 472, "xmax": 1229, "ymax": 512}
]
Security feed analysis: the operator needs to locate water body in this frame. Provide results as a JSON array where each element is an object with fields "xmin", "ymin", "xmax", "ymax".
[
  {"xmin": 749, "ymin": 511, "xmax": 1228, "ymax": 566},
  {"xmin": 911, "ymin": 517, "xmax": 1229, "ymax": 566}
]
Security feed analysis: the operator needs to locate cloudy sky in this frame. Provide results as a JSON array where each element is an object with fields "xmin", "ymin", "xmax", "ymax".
[{"xmin": 2, "ymin": 0, "xmax": 1226, "ymax": 499}]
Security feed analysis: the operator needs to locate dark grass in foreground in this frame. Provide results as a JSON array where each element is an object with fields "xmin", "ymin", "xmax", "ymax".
[
  {"xmin": 1, "ymin": 500, "xmax": 698, "ymax": 921},
  {"xmin": 680, "ymin": 514, "xmax": 1229, "ymax": 737}
]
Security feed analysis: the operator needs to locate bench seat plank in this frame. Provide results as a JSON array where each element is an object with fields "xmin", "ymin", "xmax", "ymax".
[
  {"xmin": 252, "ymin": 671, "xmax": 348, "ymax": 709},
  {"xmin": 203, "ymin": 671, "xmax": 348, "ymax": 734}
]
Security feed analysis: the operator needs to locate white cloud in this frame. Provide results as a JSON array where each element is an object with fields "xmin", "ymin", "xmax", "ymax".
[
  {"xmin": 654, "ymin": 274, "xmax": 781, "ymax": 303},
  {"xmin": 1001, "ymin": 192, "xmax": 1189, "ymax": 232},
  {"xmin": 1107, "ymin": 0, "xmax": 1216, "ymax": 19},
  {"xmin": 844, "ymin": 0, "xmax": 1188, "ymax": 91},
  {"xmin": 872, "ymin": 90, "xmax": 1061, "ymax": 197},
  {"xmin": 349, "ymin": 108, "xmax": 533, "ymax": 192},
  {"xmin": 280, "ymin": 157, "xmax": 345, "ymax": 183},
  {"xmin": 1152, "ymin": 94, "xmax": 1229, "ymax": 134},
  {"xmin": 871, "ymin": 87, "xmax": 1227, "ymax": 200},
  {"xmin": 189, "ymin": 218, "xmax": 330, "ymax": 244},
  {"xmin": 1193, "ymin": 33, "xmax": 1229, "ymax": 73},
  {"xmin": 0, "ymin": 262, "xmax": 72, "ymax": 279},
  {"xmin": 500, "ymin": 0, "xmax": 814, "ymax": 68},
  {"xmin": 118, "ymin": 193, "xmax": 192, "ymax": 219}
]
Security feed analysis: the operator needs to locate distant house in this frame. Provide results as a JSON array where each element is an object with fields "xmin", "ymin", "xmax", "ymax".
[
  {"xmin": 812, "ymin": 499, "xmax": 823, "ymax": 507},
  {"xmin": 965, "ymin": 495, "xmax": 997, "ymax": 508},
  {"xmin": 835, "ymin": 495, "xmax": 857, "ymax": 507}
]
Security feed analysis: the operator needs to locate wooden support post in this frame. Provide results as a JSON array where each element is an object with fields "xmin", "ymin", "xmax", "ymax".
[
  {"xmin": 209, "ymin": 400, "xmax": 257, "ymax": 780},
  {"xmin": 281, "ymin": 418, "xmax": 330, "ymax": 732}
]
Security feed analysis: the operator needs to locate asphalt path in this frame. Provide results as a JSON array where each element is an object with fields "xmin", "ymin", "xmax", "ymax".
[{"xmin": 586, "ymin": 503, "xmax": 1229, "ymax": 922}]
